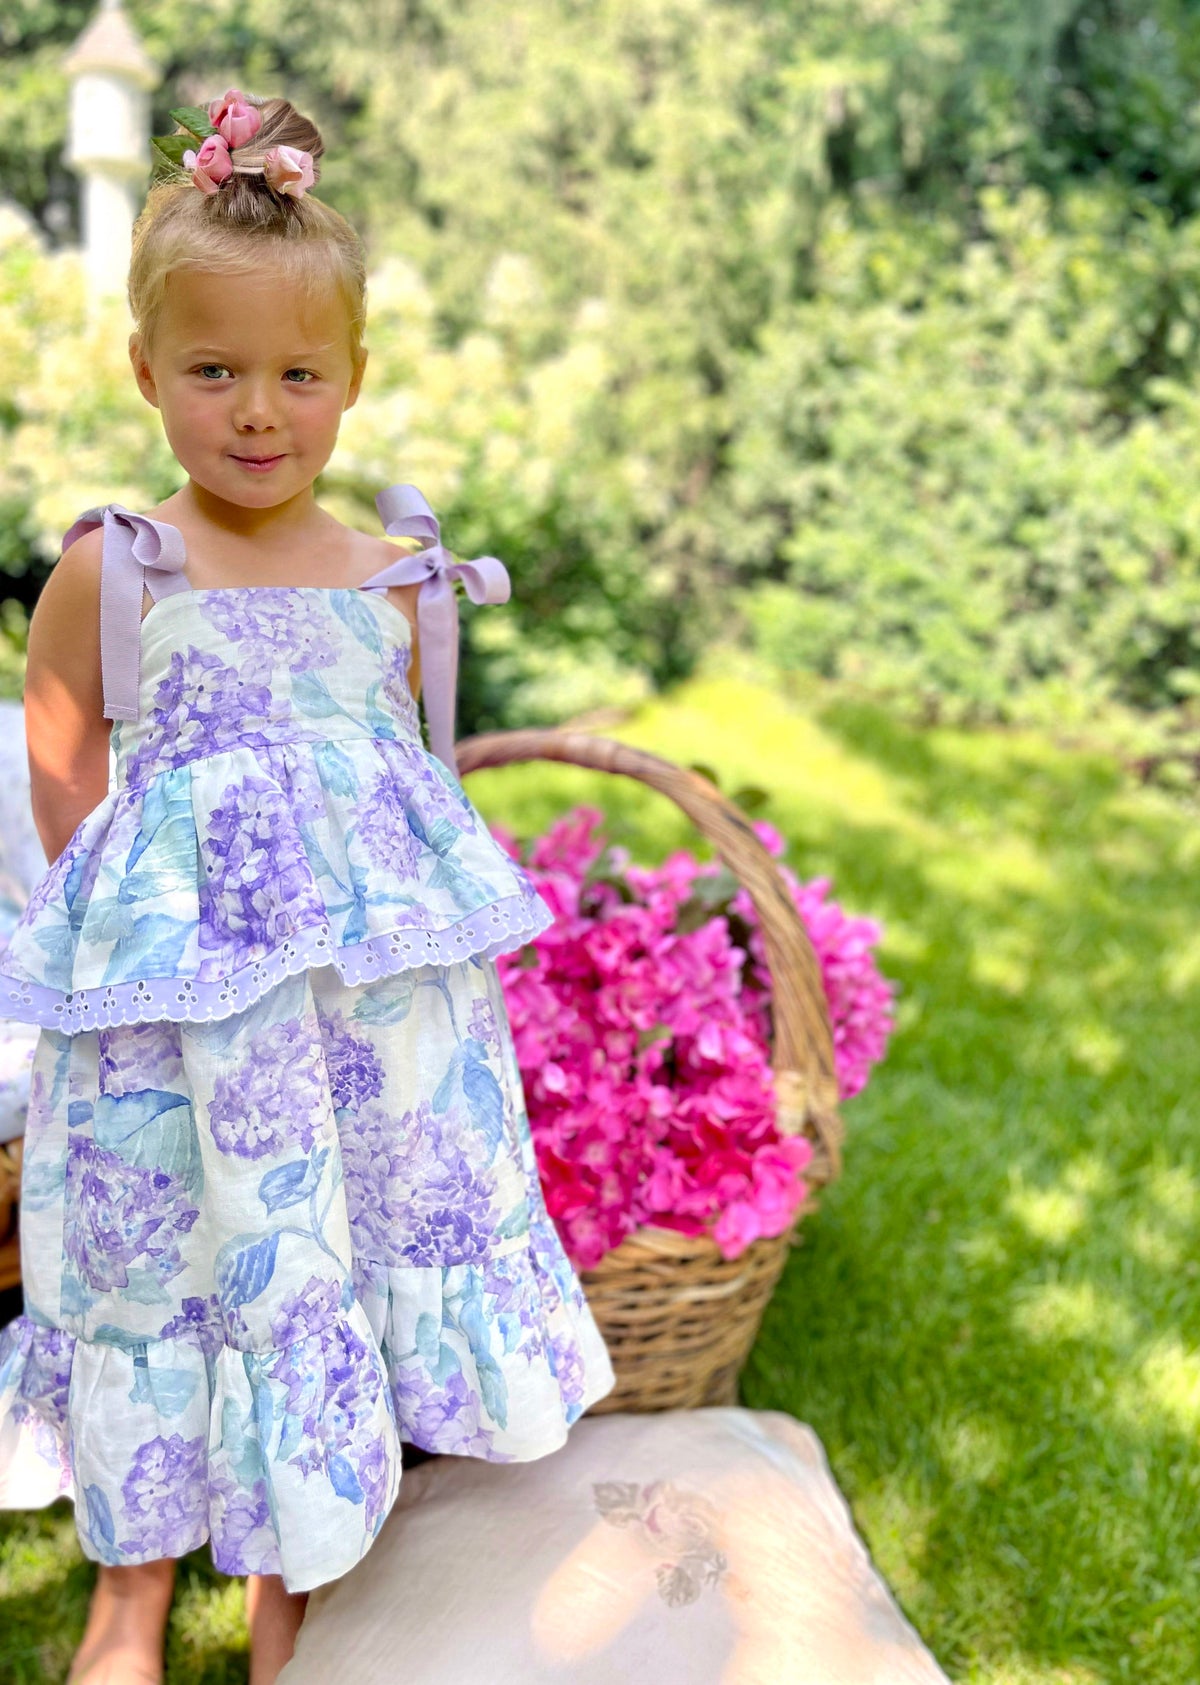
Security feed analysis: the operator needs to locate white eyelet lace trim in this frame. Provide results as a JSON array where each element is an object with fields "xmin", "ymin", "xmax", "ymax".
[{"xmin": 0, "ymin": 891, "xmax": 554, "ymax": 1033}]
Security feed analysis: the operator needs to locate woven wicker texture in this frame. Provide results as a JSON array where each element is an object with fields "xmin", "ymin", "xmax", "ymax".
[
  {"xmin": 0, "ymin": 1139, "xmax": 21, "ymax": 1292},
  {"xmin": 456, "ymin": 728, "xmax": 844, "ymax": 1411}
]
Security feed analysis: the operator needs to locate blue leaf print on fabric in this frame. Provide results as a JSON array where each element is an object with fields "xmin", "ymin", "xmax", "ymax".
[
  {"xmin": 101, "ymin": 912, "xmax": 194, "ymax": 986},
  {"xmin": 216, "ymin": 1232, "xmax": 281, "ymax": 1312},
  {"xmin": 119, "ymin": 1269, "xmax": 173, "ymax": 1306},
  {"xmin": 126, "ymin": 767, "xmax": 195, "ymax": 876},
  {"xmin": 313, "ymin": 739, "xmax": 360, "ymax": 797},
  {"xmin": 94, "ymin": 1091, "xmax": 204, "ymax": 1196},
  {"xmin": 329, "ymin": 590, "xmax": 384, "ymax": 656},
  {"xmin": 277, "ymin": 1406, "xmax": 304, "ymax": 1463},
  {"xmin": 129, "ymin": 1361, "xmax": 199, "ymax": 1419},
  {"xmin": 475, "ymin": 1351, "xmax": 509, "ymax": 1429},
  {"xmin": 118, "ymin": 918, "xmax": 194, "ymax": 977},
  {"xmin": 60, "ymin": 1276, "xmax": 95, "ymax": 1317},
  {"xmin": 67, "ymin": 1100, "xmax": 93, "ymax": 1130},
  {"xmin": 92, "ymin": 1323, "xmax": 147, "ymax": 1353},
  {"xmin": 351, "ymin": 977, "xmax": 416, "ymax": 1025},
  {"xmin": 431, "ymin": 1048, "xmax": 461, "ymax": 1115},
  {"xmin": 291, "ymin": 670, "xmax": 345, "ymax": 719},
  {"xmin": 492, "ymin": 1202, "xmax": 531, "ymax": 1243},
  {"xmin": 258, "ymin": 1154, "xmax": 324, "ymax": 1215},
  {"xmin": 429, "ymin": 1342, "xmax": 462, "ymax": 1385},
  {"xmin": 220, "ymin": 1395, "xmax": 267, "ymax": 1488},
  {"xmin": 426, "ymin": 818, "xmax": 461, "ymax": 857},
  {"xmin": 327, "ymin": 1452, "xmax": 365, "ymax": 1504},
  {"xmin": 428, "ymin": 855, "xmax": 494, "ymax": 912},
  {"xmin": 60, "ymin": 842, "xmax": 95, "ymax": 914},
  {"xmin": 84, "ymin": 1483, "xmax": 117, "ymax": 1552},
  {"xmin": 414, "ymin": 1312, "xmax": 441, "ymax": 1362},
  {"xmin": 462, "ymin": 1055, "xmax": 505, "ymax": 1154},
  {"xmin": 364, "ymin": 682, "xmax": 397, "ymax": 741}
]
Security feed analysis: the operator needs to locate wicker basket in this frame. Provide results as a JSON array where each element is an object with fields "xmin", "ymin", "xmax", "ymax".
[
  {"xmin": 455, "ymin": 727, "xmax": 844, "ymax": 1412},
  {"xmin": 0, "ymin": 1138, "xmax": 22, "ymax": 1293}
]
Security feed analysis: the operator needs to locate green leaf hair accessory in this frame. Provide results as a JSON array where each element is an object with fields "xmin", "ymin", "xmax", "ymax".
[{"xmin": 150, "ymin": 89, "xmax": 264, "ymax": 192}]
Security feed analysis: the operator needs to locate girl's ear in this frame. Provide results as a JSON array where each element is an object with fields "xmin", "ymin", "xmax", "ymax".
[
  {"xmin": 129, "ymin": 334, "xmax": 160, "ymax": 409},
  {"xmin": 344, "ymin": 346, "xmax": 368, "ymax": 412}
]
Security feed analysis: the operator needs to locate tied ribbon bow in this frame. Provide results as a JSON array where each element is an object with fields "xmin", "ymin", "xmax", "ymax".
[
  {"xmin": 63, "ymin": 505, "xmax": 190, "ymax": 724},
  {"xmin": 374, "ymin": 486, "xmax": 511, "ymax": 777}
]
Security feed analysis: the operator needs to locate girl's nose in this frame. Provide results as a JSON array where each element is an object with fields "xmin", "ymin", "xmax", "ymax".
[{"xmin": 233, "ymin": 378, "xmax": 280, "ymax": 432}]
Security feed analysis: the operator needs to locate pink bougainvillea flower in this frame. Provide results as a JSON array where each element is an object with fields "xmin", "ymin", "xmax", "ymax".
[
  {"xmin": 208, "ymin": 89, "xmax": 262, "ymax": 149},
  {"xmin": 182, "ymin": 133, "xmax": 232, "ymax": 194},
  {"xmin": 263, "ymin": 145, "xmax": 316, "ymax": 198},
  {"xmin": 496, "ymin": 805, "xmax": 895, "ymax": 1268}
]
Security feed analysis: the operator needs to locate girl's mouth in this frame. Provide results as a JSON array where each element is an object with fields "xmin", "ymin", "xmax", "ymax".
[{"xmin": 231, "ymin": 453, "xmax": 286, "ymax": 473}]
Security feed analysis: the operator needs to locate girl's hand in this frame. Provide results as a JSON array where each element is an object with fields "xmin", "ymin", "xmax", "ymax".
[{"xmin": 24, "ymin": 528, "xmax": 113, "ymax": 864}]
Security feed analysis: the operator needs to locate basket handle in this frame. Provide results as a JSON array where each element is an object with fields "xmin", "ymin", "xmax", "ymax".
[{"xmin": 456, "ymin": 728, "xmax": 844, "ymax": 1182}]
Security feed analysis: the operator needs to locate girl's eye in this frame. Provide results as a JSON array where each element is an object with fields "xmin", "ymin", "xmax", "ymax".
[
  {"xmin": 197, "ymin": 365, "xmax": 230, "ymax": 380},
  {"xmin": 284, "ymin": 369, "xmax": 317, "ymax": 383}
]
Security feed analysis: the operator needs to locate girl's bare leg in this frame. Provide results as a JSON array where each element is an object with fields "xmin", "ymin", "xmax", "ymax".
[
  {"xmin": 68, "ymin": 1558, "xmax": 176, "ymax": 1684},
  {"xmin": 246, "ymin": 1573, "xmax": 309, "ymax": 1685}
]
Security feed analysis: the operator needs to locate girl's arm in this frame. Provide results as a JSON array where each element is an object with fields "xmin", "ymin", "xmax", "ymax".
[{"xmin": 24, "ymin": 529, "xmax": 112, "ymax": 866}]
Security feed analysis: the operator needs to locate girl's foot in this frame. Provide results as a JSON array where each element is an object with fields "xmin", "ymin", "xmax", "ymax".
[
  {"xmin": 68, "ymin": 1558, "xmax": 176, "ymax": 1685},
  {"xmin": 246, "ymin": 1572, "xmax": 309, "ymax": 1685}
]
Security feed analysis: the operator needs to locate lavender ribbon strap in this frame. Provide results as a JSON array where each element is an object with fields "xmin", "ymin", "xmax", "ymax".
[
  {"xmin": 63, "ymin": 505, "xmax": 189, "ymax": 722},
  {"xmin": 373, "ymin": 485, "xmax": 511, "ymax": 777}
]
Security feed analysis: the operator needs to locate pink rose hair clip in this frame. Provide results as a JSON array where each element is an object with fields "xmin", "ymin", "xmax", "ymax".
[{"xmin": 153, "ymin": 90, "xmax": 316, "ymax": 200}]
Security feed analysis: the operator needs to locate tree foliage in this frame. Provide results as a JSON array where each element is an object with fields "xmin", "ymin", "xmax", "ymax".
[{"xmin": 4, "ymin": 1, "xmax": 1200, "ymax": 759}]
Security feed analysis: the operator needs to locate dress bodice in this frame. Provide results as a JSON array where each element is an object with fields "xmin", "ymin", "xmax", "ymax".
[{"xmin": 113, "ymin": 585, "xmax": 422, "ymax": 792}]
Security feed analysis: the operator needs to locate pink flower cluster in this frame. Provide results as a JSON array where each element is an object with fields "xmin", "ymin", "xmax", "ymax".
[
  {"xmin": 182, "ymin": 90, "xmax": 315, "ymax": 198},
  {"xmin": 493, "ymin": 807, "xmax": 895, "ymax": 1269}
]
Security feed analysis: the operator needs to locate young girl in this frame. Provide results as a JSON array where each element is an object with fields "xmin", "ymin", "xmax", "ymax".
[{"xmin": 0, "ymin": 91, "xmax": 613, "ymax": 1684}]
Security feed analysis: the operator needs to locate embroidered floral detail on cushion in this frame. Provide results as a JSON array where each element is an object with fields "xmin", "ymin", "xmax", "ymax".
[{"xmin": 593, "ymin": 1480, "xmax": 730, "ymax": 1607}]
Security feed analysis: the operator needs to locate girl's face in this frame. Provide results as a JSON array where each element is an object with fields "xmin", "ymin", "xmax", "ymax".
[{"xmin": 129, "ymin": 262, "xmax": 366, "ymax": 512}]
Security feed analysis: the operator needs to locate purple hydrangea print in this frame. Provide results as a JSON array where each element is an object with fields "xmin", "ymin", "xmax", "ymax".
[
  {"xmin": 339, "ymin": 1098, "xmax": 498, "ymax": 1266},
  {"xmin": 22, "ymin": 1067, "xmax": 53, "ymax": 1151},
  {"xmin": 467, "ymin": 996, "xmax": 500, "ymax": 1050},
  {"xmin": 126, "ymin": 647, "xmax": 276, "ymax": 786},
  {"xmin": 63, "ymin": 1138, "xmax": 198, "ymax": 1293},
  {"xmin": 260, "ymin": 1313, "xmax": 393, "ymax": 1531},
  {"xmin": 11, "ymin": 1324, "xmax": 75, "ymax": 1434},
  {"xmin": 158, "ymin": 1294, "xmax": 223, "ymax": 1354},
  {"xmin": 208, "ymin": 1016, "xmax": 329, "ymax": 1160},
  {"xmin": 270, "ymin": 742, "xmax": 328, "ymax": 826},
  {"xmin": 198, "ymin": 592, "xmax": 339, "ymax": 676},
  {"xmin": 549, "ymin": 1331, "xmax": 587, "ymax": 1407},
  {"xmin": 355, "ymin": 770, "xmax": 422, "ymax": 877},
  {"xmin": 98, "ymin": 1021, "xmax": 183, "ymax": 1097},
  {"xmin": 198, "ymin": 774, "xmax": 327, "ymax": 962},
  {"xmin": 405, "ymin": 753, "xmax": 478, "ymax": 834},
  {"xmin": 392, "ymin": 1366, "xmax": 497, "ymax": 1457},
  {"xmin": 317, "ymin": 1008, "xmax": 386, "ymax": 1111},
  {"xmin": 270, "ymin": 1275, "xmax": 343, "ymax": 1347},
  {"xmin": 120, "ymin": 1433, "xmax": 207, "ymax": 1559},
  {"xmin": 208, "ymin": 1469, "xmax": 281, "ymax": 1577},
  {"xmin": 380, "ymin": 644, "xmax": 421, "ymax": 739}
]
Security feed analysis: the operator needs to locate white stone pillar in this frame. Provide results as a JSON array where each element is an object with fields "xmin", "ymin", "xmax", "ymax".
[{"xmin": 63, "ymin": 1, "xmax": 159, "ymax": 312}]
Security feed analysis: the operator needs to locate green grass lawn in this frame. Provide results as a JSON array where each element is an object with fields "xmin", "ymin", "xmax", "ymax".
[{"xmin": 3, "ymin": 660, "xmax": 1198, "ymax": 1683}]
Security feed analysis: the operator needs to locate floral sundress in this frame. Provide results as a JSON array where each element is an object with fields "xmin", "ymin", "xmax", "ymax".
[{"xmin": 0, "ymin": 488, "xmax": 614, "ymax": 1592}]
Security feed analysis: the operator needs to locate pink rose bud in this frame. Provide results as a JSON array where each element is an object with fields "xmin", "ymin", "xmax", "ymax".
[
  {"xmin": 182, "ymin": 133, "xmax": 233, "ymax": 194},
  {"xmin": 208, "ymin": 88, "xmax": 262, "ymax": 149},
  {"xmin": 263, "ymin": 145, "xmax": 316, "ymax": 198}
]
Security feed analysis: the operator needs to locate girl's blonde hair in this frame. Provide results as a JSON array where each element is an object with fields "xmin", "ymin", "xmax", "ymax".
[{"xmin": 128, "ymin": 95, "xmax": 366, "ymax": 361}]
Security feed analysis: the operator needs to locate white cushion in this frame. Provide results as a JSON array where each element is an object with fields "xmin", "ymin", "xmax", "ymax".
[{"xmin": 281, "ymin": 1407, "xmax": 947, "ymax": 1685}]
